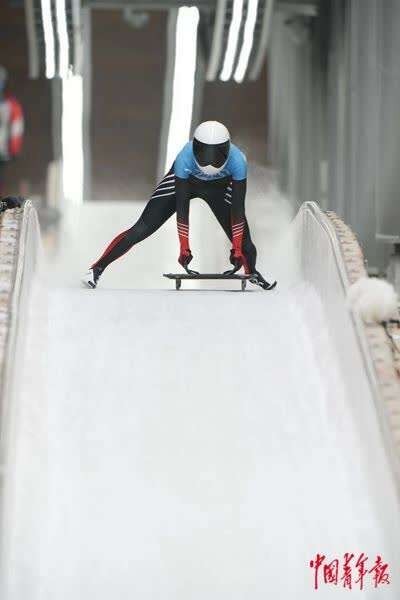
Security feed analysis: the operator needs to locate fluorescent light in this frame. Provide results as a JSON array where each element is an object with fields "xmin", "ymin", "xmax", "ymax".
[
  {"xmin": 220, "ymin": 0, "xmax": 244, "ymax": 81},
  {"xmin": 234, "ymin": 0, "xmax": 259, "ymax": 82},
  {"xmin": 165, "ymin": 7, "xmax": 200, "ymax": 172},
  {"xmin": 41, "ymin": 0, "xmax": 56, "ymax": 78},
  {"xmin": 62, "ymin": 75, "xmax": 84, "ymax": 204},
  {"xmin": 55, "ymin": 0, "xmax": 70, "ymax": 78},
  {"xmin": 206, "ymin": 0, "xmax": 228, "ymax": 81}
]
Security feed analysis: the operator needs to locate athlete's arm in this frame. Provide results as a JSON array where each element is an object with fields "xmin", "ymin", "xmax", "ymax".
[
  {"xmin": 230, "ymin": 178, "xmax": 246, "ymax": 262},
  {"xmin": 174, "ymin": 144, "xmax": 197, "ymax": 270},
  {"xmin": 227, "ymin": 146, "xmax": 248, "ymax": 271},
  {"xmin": 175, "ymin": 175, "xmax": 193, "ymax": 269}
]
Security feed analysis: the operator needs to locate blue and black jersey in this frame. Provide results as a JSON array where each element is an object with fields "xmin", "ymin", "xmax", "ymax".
[{"xmin": 174, "ymin": 141, "xmax": 247, "ymax": 182}]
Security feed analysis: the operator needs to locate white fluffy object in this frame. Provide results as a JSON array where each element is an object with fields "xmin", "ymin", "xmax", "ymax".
[{"xmin": 347, "ymin": 277, "xmax": 399, "ymax": 323}]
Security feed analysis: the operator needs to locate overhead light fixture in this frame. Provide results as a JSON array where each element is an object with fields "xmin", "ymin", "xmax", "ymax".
[
  {"xmin": 40, "ymin": 0, "xmax": 56, "ymax": 78},
  {"xmin": 62, "ymin": 75, "xmax": 84, "ymax": 204},
  {"xmin": 234, "ymin": 0, "xmax": 259, "ymax": 82},
  {"xmin": 220, "ymin": 0, "xmax": 244, "ymax": 81},
  {"xmin": 55, "ymin": 0, "xmax": 70, "ymax": 77},
  {"xmin": 206, "ymin": 0, "xmax": 228, "ymax": 81},
  {"xmin": 249, "ymin": 0, "xmax": 274, "ymax": 81},
  {"xmin": 165, "ymin": 6, "xmax": 200, "ymax": 172}
]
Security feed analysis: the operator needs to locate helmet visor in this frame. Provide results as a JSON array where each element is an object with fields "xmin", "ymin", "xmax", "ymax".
[{"xmin": 193, "ymin": 138, "xmax": 230, "ymax": 169}]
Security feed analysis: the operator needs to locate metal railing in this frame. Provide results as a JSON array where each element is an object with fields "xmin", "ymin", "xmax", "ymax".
[
  {"xmin": 0, "ymin": 202, "xmax": 41, "ymax": 465},
  {"xmin": 298, "ymin": 201, "xmax": 400, "ymax": 495}
]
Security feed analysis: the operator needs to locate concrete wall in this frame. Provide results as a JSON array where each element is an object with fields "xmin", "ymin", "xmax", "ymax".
[
  {"xmin": 90, "ymin": 9, "xmax": 167, "ymax": 201},
  {"xmin": 267, "ymin": 0, "xmax": 400, "ymax": 272},
  {"xmin": 200, "ymin": 64, "xmax": 268, "ymax": 165}
]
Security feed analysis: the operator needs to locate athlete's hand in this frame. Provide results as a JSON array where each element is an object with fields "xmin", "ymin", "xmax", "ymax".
[
  {"xmin": 224, "ymin": 249, "xmax": 244, "ymax": 275},
  {"xmin": 178, "ymin": 248, "xmax": 193, "ymax": 268},
  {"xmin": 178, "ymin": 249, "xmax": 199, "ymax": 275},
  {"xmin": 230, "ymin": 248, "xmax": 244, "ymax": 269}
]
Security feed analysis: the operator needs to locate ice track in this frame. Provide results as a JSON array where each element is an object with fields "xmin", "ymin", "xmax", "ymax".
[{"xmin": 1, "ymin": 195, "xmax": 399, "ymax": 599}]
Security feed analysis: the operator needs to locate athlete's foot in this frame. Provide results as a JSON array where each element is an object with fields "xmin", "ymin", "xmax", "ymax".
[
  {"xmin": 81, "ymin": 266, "xmax": 103, "ymax": 289},
  {"xmin": 249, "ymin": 270, "xmax": 277, "ymax": 291}
]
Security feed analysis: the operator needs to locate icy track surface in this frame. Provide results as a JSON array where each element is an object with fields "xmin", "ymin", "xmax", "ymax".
[{"xmin": 4, "ymin": 282, "xmax": 400, "ymax": 599}]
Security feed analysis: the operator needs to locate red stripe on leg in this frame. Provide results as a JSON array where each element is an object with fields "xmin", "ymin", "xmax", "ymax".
[{"xmin": 92, "ymin": 228, "xmax": 130, "ymax": 267}]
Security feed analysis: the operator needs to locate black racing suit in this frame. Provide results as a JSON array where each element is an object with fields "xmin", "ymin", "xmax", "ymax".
[{"xmin": 92, "ymin": 166, "xmax": 257, "ymax": 274}]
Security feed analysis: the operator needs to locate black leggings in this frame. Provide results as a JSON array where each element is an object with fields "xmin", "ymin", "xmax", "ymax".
[{"xmin": 92, "ymin": 172, "xmax": 257, "ymax": 272}]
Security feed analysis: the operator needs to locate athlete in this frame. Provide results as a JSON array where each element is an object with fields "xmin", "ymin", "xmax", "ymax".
[
  {"xmin": 0, "ymin": 66, "xmax": 24, "ymax": 195},
  {"xmin": 82, "ymin": 121, "xmax": 275, "ymax": 290}
]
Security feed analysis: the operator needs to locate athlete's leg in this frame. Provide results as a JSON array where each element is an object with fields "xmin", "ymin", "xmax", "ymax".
[
  {"xmin": 203, "ymin": 184, "xmax": 257, "ymax": 273},
  {"xmin": 92, "ymin": 171, "xmax": 176, "ymax": 273}
]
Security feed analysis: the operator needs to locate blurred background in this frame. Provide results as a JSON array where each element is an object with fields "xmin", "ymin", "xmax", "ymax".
[{"xmin": 1, "ymin": 0, "xmax": 400, "ymax": 282}]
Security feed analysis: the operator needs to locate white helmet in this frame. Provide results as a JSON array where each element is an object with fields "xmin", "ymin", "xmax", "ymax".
[{"xmin": 193, "ymin": 121, "xmax": 230, "ymax": 175}]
